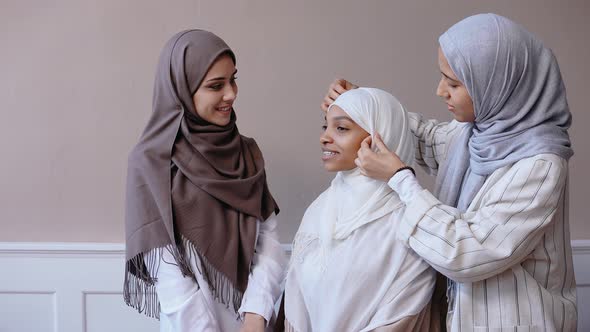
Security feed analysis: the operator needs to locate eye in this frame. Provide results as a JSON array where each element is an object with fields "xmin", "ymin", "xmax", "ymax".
[
  {"xmin": 230, "ymin": 76, "xmax": 238, "ymax": 84},
  {"xmin": 321, "ymin": 125, "xmax": 327, "ymax": 131},
  {"xmin": 336, "ymin": 126, "xmax": 348, "ymax": 132},
  {"xmin": 209, "ymin": 84, "xmax": 223, "ymax": 91}
]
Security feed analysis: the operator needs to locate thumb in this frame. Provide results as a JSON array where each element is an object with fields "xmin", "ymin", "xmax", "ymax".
[{"xmin": 373, "ymin": 133, "xmax": 391, "ymax": 153}]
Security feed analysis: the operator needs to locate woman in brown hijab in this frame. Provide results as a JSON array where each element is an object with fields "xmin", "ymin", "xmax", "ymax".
[{"xmin": 124, "ymin": 30, "xmax": 287, "ymax": 331}]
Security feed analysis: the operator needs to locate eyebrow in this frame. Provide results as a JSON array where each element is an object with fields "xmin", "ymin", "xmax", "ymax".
[
  {"xmin": 205, "ymin": 69, "xmax": 238, "ymax": 83},
  {"xmin": 330, "ymin": 116, "xmax": 353, "ymax": 122},
  {"xmin": 440, "ymin": 70, "xmax": 460, "ymax": 83}
]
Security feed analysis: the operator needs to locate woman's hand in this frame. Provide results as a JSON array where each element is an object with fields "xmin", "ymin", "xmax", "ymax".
[
  {"xmin": 321, "ymin": 78, "xmax": 359, "ymax": 112},
  {"xmin": 356, "ymin": 134, "xmax": 406, "ymax": 182},
  {"xmin": 240, "ymin": 313, "xmax": 266, "ymax": 332}
]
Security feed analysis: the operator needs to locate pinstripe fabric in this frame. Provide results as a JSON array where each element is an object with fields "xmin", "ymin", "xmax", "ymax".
[{"xmin": 396, "ymin": 113, "xmax": 577, "ymax": 331}]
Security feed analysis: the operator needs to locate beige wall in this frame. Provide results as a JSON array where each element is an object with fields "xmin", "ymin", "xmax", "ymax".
[{"xmin": 1, "ymin": 0, "xmax": 589, "ymax": 243}]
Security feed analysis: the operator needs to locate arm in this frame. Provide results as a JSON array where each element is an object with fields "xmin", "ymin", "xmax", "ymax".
[
  {"xmin": 408, "ymin": 112, "xmax": 458, "ymax": 175},
  {"xmin": 390, "ymin": 154, "xmax": 567, "ymax": 283},
  {"xmin": 147, "ymin": 249, "xmax": 220, "ymax": 331},
  {"xmin": 354, "ymin": 113, "xmax": 462, "ymax": 183},
  {"xmin": 239, "ymin": 214, "xmax": 288, "ymax": 327}
]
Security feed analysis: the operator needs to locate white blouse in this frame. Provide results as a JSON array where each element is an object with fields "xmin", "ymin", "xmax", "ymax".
[
  {"xmin": 285, "ymin": 190, "xmax": 436, "ymax": 332},
  {"xmin": 388, "ymin": 113, "xmax": 577, "ymax": 331},
  {"xmin": 147, "ymin": 214, "xmax": 287, "ymax": 332}
]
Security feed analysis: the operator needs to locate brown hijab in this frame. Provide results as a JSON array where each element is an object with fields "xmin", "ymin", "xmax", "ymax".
[{"xmin": 124, "ymin": 30, "xmax": 279, "ymax": 318}]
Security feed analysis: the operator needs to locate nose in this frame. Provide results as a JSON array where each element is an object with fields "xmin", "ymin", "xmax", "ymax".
[
  {"xmin": 320, "ymin": 130, "xmax": 332, "ymax": 145},
  {"xmin": 223, "ymin": 83, "xmax": 237, "ymax": 102},
  {"xmin": 436, "ymin": 78, "xmax": 448, "ymax": 99}
]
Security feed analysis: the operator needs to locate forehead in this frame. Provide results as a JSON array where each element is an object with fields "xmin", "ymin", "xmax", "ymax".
[
  {"xmin": 204, "ymin": 54, "xmax": 235, "ymax": 76},
  {"xmin": 327, "ymin": 105, "xmax": 351, "ymax": 119},
  {"xmin": 438, "ymin": 47, "xmax": 458, "ymax": 80}
]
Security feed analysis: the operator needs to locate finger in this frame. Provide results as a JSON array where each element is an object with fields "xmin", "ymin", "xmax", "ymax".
[
  {"xmin": 321, "ymin": 102, "xmax": 329, "ymax": 112},
  {"xmin": 324, "ymin": 96, "xmax": 334, "ymax": 106},
  {"xmin": 334, "ymin": 83, "xmax": 348, "ymax": 94},
  {"xmin": 357, "ymin": 147, "xmax": 366, "ymax": 159},
  {"xmin": 373, "ymin": 133, "xmax": 391, "ymax": 153},
  {"xmin": 328, "ymin": 89, "xmax": 341, "ymax": 100},
  {"xmin": 360, "ymin": 136, "xmax": 372, "ymax": 150},
  {"xmin": 331, "ymin": 78, "xmax": 345, "ymax": 87},
  {"xmin": 332, "ymin": 78, "xmax": 347, "ymax": 89}
]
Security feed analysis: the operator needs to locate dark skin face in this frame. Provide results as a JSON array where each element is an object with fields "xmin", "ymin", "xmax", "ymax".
[{"xmin": 320, "ymin": 105, "xmax": 370, "ymax": 172}]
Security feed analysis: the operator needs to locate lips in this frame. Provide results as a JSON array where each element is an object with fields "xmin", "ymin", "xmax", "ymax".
[
  {"xmin": 321, "ymin": 149, "xmax": 339, "ymax": 161},
  {"xmin": 216, "ymin": 105, "xmax": 232, "ymax": 116}
]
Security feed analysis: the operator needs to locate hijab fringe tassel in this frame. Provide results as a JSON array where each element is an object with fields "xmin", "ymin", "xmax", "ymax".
[{"xmin": 123, "ymin": 236, "xmax": 244, "ymax": 319}]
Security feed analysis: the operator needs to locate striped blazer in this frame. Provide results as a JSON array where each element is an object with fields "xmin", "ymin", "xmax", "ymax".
[{"xmin": 392, "ymin": 113, "xmax": 577, "ymax": 331}]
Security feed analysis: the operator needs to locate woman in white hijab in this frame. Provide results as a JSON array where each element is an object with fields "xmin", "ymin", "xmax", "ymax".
[
  {"xmin": 324, "ymin": 13, "xmax": 576, "ymax": 331},
  {"xmin": 284, "ymin": 88, "xmax": 436, "ymax": 332}
]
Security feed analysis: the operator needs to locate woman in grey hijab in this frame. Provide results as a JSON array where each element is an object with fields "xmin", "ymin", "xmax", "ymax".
[
  {"xmin": 124, "ymin": 30, "xmax": 286, "ymax": 331},
  {"xmin": 323, "ymin": 13, "xmax": 576, "ymax": 331}
]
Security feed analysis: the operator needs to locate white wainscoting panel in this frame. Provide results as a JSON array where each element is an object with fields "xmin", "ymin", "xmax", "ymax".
[
  {"xmin": 0, "ymin": 241, "xmax": 588, "ymax": 332},
  {"xmin": 572, "ymin": 239, "xmax": 590, "ymax": 330},
  {"xmin": 0, "ymin": 292, "xmax": 56, "ymax": 332},
  {"xmin": 0, "ymin": 243, "xmax": 158, "ymax": 332}
]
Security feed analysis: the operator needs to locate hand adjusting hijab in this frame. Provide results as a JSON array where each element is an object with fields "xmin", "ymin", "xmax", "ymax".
[{"xmin": 124, "ymin": 30, "xmax": 279, "ymax": 318}]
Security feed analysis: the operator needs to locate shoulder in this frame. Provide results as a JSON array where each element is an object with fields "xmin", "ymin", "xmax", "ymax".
[
  {"xmin": 509, "ymin": 153, "xmax": 567, "ymax": 176},
  {"xmin": 240, "ymin": 135, "xmax": 257, "ymax": 147},
  {"xmin": 487, "ymin": 153, "xmax": 568, "ymax": 195}
]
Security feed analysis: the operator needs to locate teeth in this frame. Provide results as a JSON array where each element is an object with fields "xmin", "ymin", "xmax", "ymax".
[
  {"xmin": 219, "ymin": 106, "xmax": 231, "ymax": 111},
  {"xmin": 323, "ymin": 151, "xmax": 336, "ymax": 156}
]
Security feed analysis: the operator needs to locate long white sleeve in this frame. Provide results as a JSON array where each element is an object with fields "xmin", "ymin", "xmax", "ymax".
[
  {"xmin": 147, "ymin": 214, "xmax": 287, "ymax": 331},
  {"xmin": 151, "ymin": 249, "xmax": 221, "ymax": 331},
  {"xmin": 239, "ymin": 214, "xmax": 288, "ymax": 325}
]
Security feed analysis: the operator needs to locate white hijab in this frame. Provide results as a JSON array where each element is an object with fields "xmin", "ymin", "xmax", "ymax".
[
  {"xmin": 285, "ymin": 88, "xmax": 433, "ymax": 332},
  {"xmin": 321, "ymin": 87, "xmax": 414, "ymax": 246}
]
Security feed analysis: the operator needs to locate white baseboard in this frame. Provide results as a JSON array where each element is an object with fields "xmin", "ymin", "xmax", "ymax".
[{"xmin": 0, "ymin": 241, "xmax": 588, "ymax": 332}]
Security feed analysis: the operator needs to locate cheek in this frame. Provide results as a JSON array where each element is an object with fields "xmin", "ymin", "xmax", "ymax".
[
  {"xmin": 460, "ymin": 90, "xmax": 473, "ymax": 108},
  {"xmin": 343, "ymin": 136, "xmax": 365, "ymax": 158},
  {"xmin": 195, "ymin": 94, "xmax": 216, "ymax": 116}
]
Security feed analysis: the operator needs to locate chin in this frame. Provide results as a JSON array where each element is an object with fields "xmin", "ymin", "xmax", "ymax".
[
  {"xmin": 322, "ymin": 161, "xmax": 354, "ymax": 172},
  {"xmin": 211, "ymin": 118, "xmax": 231, "ymax": 126},
  {"xmin": 322, "ymin": 164, "xmax": 337, "ymax": 172},
  {"xmin": 322, "ymin": 161, "xmax": 339, "ymax": 172}
]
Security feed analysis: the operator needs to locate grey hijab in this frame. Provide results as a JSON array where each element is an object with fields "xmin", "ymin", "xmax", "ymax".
[{"xmin": 434, "ymin": 13, "xmax": 573, "ymax": 211}]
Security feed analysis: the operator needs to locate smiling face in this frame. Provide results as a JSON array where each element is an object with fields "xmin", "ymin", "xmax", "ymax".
[
  {"xmin": 192, "ymin": 53, "xmax": 238, "ymax": 126},
  {"xmin": 436, "ymin": 47, "xmax": 475, "ymax": 123},
  {"xmin": 320, "ymin": 105, "xmax": 370, "ymax": 172}
]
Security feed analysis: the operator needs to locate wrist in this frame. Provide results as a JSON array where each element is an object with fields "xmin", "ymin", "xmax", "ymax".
[
  {"xmin": 244, "ymin": 312, "xmax": 265, "ymax": 323},
  {"xmin": 392, "ymin": 165, "xmax": 414, "ymax": 178}
]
